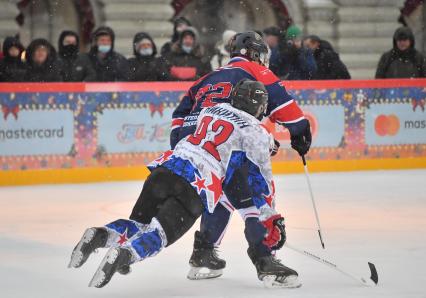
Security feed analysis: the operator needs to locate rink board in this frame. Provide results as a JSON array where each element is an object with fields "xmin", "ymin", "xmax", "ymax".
[{"xmin": 1, "ymin": 79, "xmax": 425, "ymax": 186}]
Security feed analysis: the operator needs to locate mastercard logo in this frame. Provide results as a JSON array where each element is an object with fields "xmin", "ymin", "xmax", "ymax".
[{"xmin": 374, "ymin": 114, "xmax": 400, "ymax": 136}]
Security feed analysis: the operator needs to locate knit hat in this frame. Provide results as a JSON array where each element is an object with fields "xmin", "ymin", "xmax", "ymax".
[
  {"xmin": 180, "ymin": 26, "xmax": 198, "ymax": 40},
  {"xmin": 286, "ymin": 25, "xmax": 302, "ymax": 40}
]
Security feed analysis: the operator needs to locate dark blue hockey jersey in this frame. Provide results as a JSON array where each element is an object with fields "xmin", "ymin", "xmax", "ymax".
[{"xmin": 170, "ymin": 57, "xmax": 306, "ymax": 148}]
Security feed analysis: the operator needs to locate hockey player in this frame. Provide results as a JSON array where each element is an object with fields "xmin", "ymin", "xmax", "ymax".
[
  {"xmin": 68, "ymin": 80, "xmax": 300, "ymax": 288},
  {"xmin": 170, "ymin": 31, "xmax": 311, "ymax": 283}
]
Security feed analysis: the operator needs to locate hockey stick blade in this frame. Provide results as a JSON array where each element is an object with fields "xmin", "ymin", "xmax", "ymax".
[
  {"xmin": 368, "ymin": 262, "xmax": 378, "ymax": 285},
  {"xmin": 285, "ymin": 243, "xmax": 378, "ymax": 287}
]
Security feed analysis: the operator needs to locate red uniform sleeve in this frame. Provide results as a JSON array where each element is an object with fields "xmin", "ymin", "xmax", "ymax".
[
  {"xmin": 231, "ymin": 61, "xmax": 305, "ymax": 126},
  {"xmin": 171, "ymin": 91, "xmax": 192, "ymax": 130}
]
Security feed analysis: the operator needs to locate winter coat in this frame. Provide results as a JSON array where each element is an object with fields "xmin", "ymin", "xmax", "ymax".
[
  {"xmin": 312, "ymin": 40, "xmax": 350, "ymax": 80},
  {"xmin": 69, "ymin": 54, "xmax": 97, "ymax": 82},
  {"xmin": 376, "ymin": 27, "xmax": 426, "ymax": 78},
  {"xmin": 210, "ymin": 29, "xmax": 236, "ymax": 70},
  {"xmin": 210, "ymin": 45, "xmax": 231, "ymax": 70},
  {"xmin": 128, "ymin": 32, "xmax": 169, "ymax": 81},
  {"xmin": 75, "ymin": 26, "xmax": 129, "ymax": 82},
  {"xmin": 57, "ymin": 30, "xmax": 97, "ymax": 82},
  {"xmin": 160, "ymin": 16, "xmax": 192, "ymax": 56},
  {"xmin": 0, "ymin": 36, "xmax": 26, "ymax": 82},
  {"xmin": 163, "ymin": 28, "xmax": 212, "ymax": 81},
  {"xmin": 269, "ymin": 41, "xmax": 317, "ymax": 80},
  {"xmin": 163, "ymin": 43, "xmax": 212, "ymax": 81},
  {"xmin": 24, "ymin": 38, "xmax": 63, "ymax": 82}
]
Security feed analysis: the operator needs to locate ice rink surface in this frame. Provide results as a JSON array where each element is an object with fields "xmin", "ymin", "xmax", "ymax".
[{"xmin": 1, "ymin": 169, "xmax": 425, "ymax": 298}]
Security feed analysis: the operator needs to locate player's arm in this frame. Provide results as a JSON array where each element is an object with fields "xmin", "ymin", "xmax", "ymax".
[
  {"xmin": 250, "ymin": 64, "xmax": 312, "ymax": 156},
  {"xmin": 266, "ymin": 81, "xmax": 312, "ymax": 156},
  {"xmin": 243, "ymin": 129, "xmax": 275, "ymax": 212},
  {"xmin": 170, "ymin": 90, "xmax": 194, "ymax": 149},
  {"xmin": 243, "ymin": 128, "xmax": 286, "ymax": 250}
]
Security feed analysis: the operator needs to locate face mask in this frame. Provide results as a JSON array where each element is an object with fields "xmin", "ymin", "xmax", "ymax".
[
  {"xmin": 98, "ymin": 45, "xmax": 111, "ymax": 53},
  {"xmin": 256, "ymin": 102, "xmax": 268, "ymax": 120},
  {"xmin": 139, "ymin": 48, "xmax": 153, "ymax": 56},
  {"xmin": 182, "ymin": 45, "xmax": 192, "ymax": 54},
  {"xmin": 62, "ymin": 44, "xmax": 78, "ymax": 56}
]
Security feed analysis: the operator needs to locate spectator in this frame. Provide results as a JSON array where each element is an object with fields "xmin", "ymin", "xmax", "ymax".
[
  {"xmin": 161, "ymin": 16, "xmax": 192, "ymax": 56},
  {"xmin": 304, "ymin": 35, "xmax": 350, "ymax": 80},
  {"xmin": 210, "ymin": 29, "xmax": 236, "ymax": 69},
  {"xmin": 0, "ymin": 36, "xmax": 26, "ymax": 82},
  {"xmin": 0, "ymin": 41, "xmax": 3, "ymax": 60},
  {"xmin": 24, "ymin": 38, "xmax": 62, "ymax": 82},
  {"xmin": 376, "ymin": 26, "xmax": 425, "ymax": 78},
  {"xmin": 163, "ymin": 27, "xmax": 212, "ymax": 81},
  {"xmin": 269, "ymin": 25, "xmax": 317, "ymax": 80},
  {"xmin": 57, "ymin": 30, "xmax": 96, "ymax": 82},
  {"xmin": 263, "ymin": 26, "xmax": 282, "ymax": 49},
  {"xmin": 128, "ymin": 32, "xmax": 169, "ymax": 81},
  {"xmin": 74, "ymin": 26, "xmax": 129, "ymax": 82}
]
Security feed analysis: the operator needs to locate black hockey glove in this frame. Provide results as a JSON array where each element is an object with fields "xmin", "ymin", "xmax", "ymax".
[
  {"xmin": 290, "ymin": 119, "xmax": 312, "ymax": 156},
  {"xmin": 270, "ymin": 139, "xmax": 280, "ymax": 156}
]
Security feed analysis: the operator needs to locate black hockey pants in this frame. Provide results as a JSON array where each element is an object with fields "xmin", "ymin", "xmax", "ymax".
[{"xmin": 130, "ymin": 167, "xmax": 204, "ymax": 246}]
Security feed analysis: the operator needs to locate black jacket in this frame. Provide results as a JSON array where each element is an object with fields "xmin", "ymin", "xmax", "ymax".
[
  {"xmin": 270, "ymin": 38, "xmax": 317, "ymax": 80},
  {"xmin": 0, "ymin": 36, "xmax": 26, "ymax": 82},
  {"xmin": 376, "ymin": 27, "xmax": 426, "ymax": 78},
  {"xmin": 128, "ymin": 32, "xmax": 169, "ymax": 81},
  {"xmin": 75, "ymin": 26, "xmax": 129, "ymax": 82},
  {"xmin": 163, "ymin": 28, "xmax": 212, "ymax": 81},
  {"xmin": 69, "ymin": 53, "xmax": 97, "ymax": 82},
  {"xmin": 24, "ymin": 38, "xmax": 63, "ymax": 82},
  {"xmin": 57, "ymin": 30, "xmax": 97, "ymax": 82},
  {"xmin": 312, "ymin": 40, "xmax": 350, "ymax": 80}
]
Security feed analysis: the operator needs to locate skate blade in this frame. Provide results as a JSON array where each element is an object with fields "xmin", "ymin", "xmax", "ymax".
[
  {"xmin": 262, "ymin": 275, "xmax": 302, "ymax": 289},
  {"xmin": 68, "ymin": 228, "xmax": 96, "ymax": 268},
  {"xmin": 88, "ymin": 247, "xmax": 119, "ymax": 288},
  {"xmin": 187, "ymin": 266, "xmax": 223, "ymax": 280}
]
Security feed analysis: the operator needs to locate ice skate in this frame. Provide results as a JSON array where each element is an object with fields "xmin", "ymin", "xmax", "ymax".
[
  {"xmin": 88, "ymin": 247, "xmax": 133, "ymax": 288},
  {"xmin": 68, "ymin": 227, "xmax": 108, "ymax": 268},
  {"xmin": 256, "ymin": 256, "xmax": 301, "ymax": 288},
  {"xmin": 248, "ymin": 248, "xmax": 301, "ymax": 288},
  {"xmin": 187, "ymin": 231, "xmax": 226, "ymax": 280}
]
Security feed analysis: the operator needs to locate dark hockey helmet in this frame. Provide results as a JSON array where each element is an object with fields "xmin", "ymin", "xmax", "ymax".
[
  {"xmin": 231, "ymin": 79, "xmax": 268, "ymax": 119},
  {"xmin": 230, "ymin": 31, "xmax": 270, "ymax": 67}
]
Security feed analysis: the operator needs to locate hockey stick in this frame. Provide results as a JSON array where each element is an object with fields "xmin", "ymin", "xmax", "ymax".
[
  {"xmin": 302, "ymin": 155, "xmax": 325, "ymax": 249},
  {"xmin": 285, "ymin": 243, "xmax": 378, "ymax": 286}
]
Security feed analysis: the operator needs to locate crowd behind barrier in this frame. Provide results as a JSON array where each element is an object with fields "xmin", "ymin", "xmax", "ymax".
[
  {"xmin": 0, "ymin": 78, "xmax": 425, "ymax": 186},
  {"xmin": 1, "ymin": 19, "xmax": 425, "ymax": 84}
]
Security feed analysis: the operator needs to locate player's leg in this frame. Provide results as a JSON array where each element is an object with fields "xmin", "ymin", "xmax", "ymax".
[
  {"xmin": 68, "ymin": 168, "xmax": 170, "ymax": 269},
  {"xmin": 200, "ymin": 200, "xmax": 233, "ymax": 247},
  {"xmin": 187, "ymin": 168, "xmax": 251, "ymax": 279},
  {"xmin": 242, "ymin": 212, "xmax": 301, "ymax": 288},
  {"xmin": 89, "ymin": 167, "xmax": 204, "ymax": 288},
  {"xmin": 68, "ymin": 219, "xmax": 139, "ymax": 269},
  {"xmin": 227, "ymin": 165, "xmax": 301, "ymax": 288},
  {"xmin": 187, "ymin": 202, "xmax": 231, "ymax": 280},
  {"xmin": 129, "ymin": 166, "xmax": 177, "ymax": 224}
]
